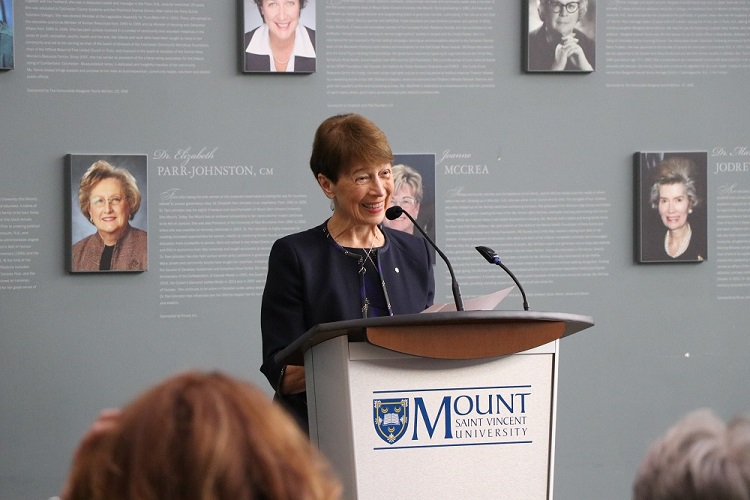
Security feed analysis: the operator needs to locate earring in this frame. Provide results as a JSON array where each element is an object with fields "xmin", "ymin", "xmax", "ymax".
[
  {"xmin": 330, "ymin": 200, "xmax": 335, "ymax": 211},
  {"xmin": 688, "ymin": 209, "xmax": 693, "ymax": 214}
]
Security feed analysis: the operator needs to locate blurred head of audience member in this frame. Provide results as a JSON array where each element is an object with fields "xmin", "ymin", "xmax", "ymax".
[
  {"xmin": 633, "ymin": 408, "xmax": 750, "ymax": 500},
  {"xmin": 61, "ymin": 370, "xmax": 342, "ymax": 500}
]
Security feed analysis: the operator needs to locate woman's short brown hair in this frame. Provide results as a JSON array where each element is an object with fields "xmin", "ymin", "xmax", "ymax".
[{"xmin": 309, "ymin": 113, "xmax": 393, "ymax": 183}]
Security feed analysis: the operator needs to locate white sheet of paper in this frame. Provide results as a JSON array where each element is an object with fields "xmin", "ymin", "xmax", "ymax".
[{"xmin": 421, "ymin": 286, "xmax": 515, "ymax": 313}]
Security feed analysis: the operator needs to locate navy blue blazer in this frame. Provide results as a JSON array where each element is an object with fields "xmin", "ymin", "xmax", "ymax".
[{"xmin": 260, "ymin": 221, "xmax": 435, "ymax": 425}]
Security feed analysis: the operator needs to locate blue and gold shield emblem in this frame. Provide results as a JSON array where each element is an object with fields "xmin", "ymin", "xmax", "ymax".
[{"xmin": 373, "ymin": 398, "xmax": 409, "ymax": 444}]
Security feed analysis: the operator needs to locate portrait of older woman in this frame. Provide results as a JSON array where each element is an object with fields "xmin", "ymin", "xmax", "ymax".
[
  {"xmin": 243, "ymin": 0, "xmax": 316, "ymax": 73},
  {"xmin": 382, "ymin": 155, "xmax": 436, "ymax": 254},
  {"xmin": 69, "ymin": 156, "xmax": 148, "ymax": 272},
  {"xmin": 527, "ymin": 0, "xmax": 595, "ymax": 72},
  {"xmin": 384, "ymin": 164, "xmax": 423, "ymax": 235},
  {"xmin": 638, "ymin": 152, "xmax": 707, "ymax": 263}
]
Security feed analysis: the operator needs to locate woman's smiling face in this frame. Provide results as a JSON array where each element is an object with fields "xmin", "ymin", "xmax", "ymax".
[
  {"xmin": 324, "ymin": 163, "xmax": 394, "ymax": 227},
  {"xmin": 261, "ymin": 0, "xmax": 300, "ymax": 43},
  {"xmin": 658, "ymin": 182, "xmax": 690, "ymax": 231},
  {"xmin": 89, "ymin": 177, "xmax": 131, "ymax": 243}
]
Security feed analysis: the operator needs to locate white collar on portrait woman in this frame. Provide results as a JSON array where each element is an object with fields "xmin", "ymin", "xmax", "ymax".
[{"xmin": 246, "ymin": 24, "xmax": 316, "ymax": 61}]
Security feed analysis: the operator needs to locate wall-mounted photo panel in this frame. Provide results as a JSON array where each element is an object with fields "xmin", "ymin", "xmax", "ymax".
[
  {"xmin": 384, "ymin": 154, "xmax": 437, "ymax": 263},
  {"xmin": 636, "ymin": 151, "xmax": 708, "ymax": 263},
  {"xmin": 241, "ymin": 0, "xmax": 317, "ymax": 73},
  {"xmin": 526, "ymin": 0, "xmax": 596, "ymax": 73},
  {"xmin": 67, "ymin": 154, "xmax": 148, "ymax": 273},
  {"xmin": 0, "ymin": 0, "xmax": 14, "ymax": 69}
]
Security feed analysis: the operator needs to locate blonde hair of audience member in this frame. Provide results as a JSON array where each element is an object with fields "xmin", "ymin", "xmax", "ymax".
[
  {"xmin": 61, "ymin": 371, "xmax": 342, "ymax": 500},
  {"xmin": 633, "ymin": 408, "xmax": 750, "ymax": 500}
]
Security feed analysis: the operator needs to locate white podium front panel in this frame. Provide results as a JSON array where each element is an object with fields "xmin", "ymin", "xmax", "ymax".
[{"xmin": 306, "ymin": 338, "xmax": 559, "ymax": 500}]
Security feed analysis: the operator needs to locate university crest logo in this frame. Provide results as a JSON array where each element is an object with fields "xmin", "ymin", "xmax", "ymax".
[{"xmin": 373, "ymin": 398, "xmax": 409, "ymax": 444}]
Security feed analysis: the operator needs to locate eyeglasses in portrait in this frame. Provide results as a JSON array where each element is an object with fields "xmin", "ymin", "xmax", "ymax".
[
  {"xmin": 636, "ymin": 151, "xmax": 708, "ymax": 263},
  {"xmin": 526, "ymin": 0, "xmax": 596, "ymax": 73},
  {"xmin": 67, "ymin": 154, "xmax": 148, "ymax": 273}
]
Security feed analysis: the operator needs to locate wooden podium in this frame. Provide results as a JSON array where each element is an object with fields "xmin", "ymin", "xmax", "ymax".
[{"xmin": 277, "ymin": 310, "xmax": 594, "ymax": 500}]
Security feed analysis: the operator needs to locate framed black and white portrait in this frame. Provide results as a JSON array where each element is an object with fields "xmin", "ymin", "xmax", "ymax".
[{"xmin": 526, "ymin": 0, "xmax": 596, "ymax": 73}]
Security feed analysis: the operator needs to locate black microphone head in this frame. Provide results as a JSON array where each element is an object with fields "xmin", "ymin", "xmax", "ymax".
[
  {"xmin": 475, "ymin": 245, "xmax": 499, "ymax": 264},
  {"xmin": 386, "ymin": 205, "xmax": 404, "ymax": 220}
]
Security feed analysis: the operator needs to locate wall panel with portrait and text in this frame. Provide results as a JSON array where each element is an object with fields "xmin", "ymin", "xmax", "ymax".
[{"xmin": 2, "ymin": 0, "xmax": 750, "ymax": 498}]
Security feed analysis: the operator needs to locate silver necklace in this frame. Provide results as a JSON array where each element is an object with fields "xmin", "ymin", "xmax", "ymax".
[
  {"xmin": 359, "ymin": 238, "xmax": 376, "ymax": 274},
  {"xmin": 322, "ymin": 223, "xmax": 392, "ymax": 318}
]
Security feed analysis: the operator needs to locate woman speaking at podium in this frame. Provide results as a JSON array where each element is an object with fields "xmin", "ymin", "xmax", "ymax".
[{"xmin": 260, "ymin": 114, "xmax": 435, "ymax": 430}]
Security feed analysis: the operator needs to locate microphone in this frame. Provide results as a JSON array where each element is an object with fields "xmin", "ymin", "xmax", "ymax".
[
  {"xmin": 386, "ymin": 205, "xmax": 464, "ymax": 311},
  {"xmin": 475, "ymin": 246, "xmax": 529, "ymax": 311}
]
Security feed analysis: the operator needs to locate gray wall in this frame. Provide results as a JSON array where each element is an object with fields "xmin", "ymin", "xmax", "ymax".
[{"xmin": 2, "ymin": 0, "xmax": 750, "ymax": 498}]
